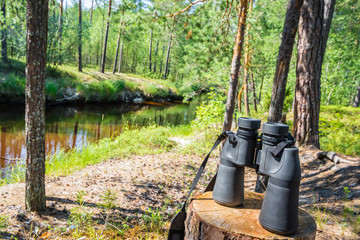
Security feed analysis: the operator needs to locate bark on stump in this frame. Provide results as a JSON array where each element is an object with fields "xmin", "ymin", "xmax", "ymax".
[{"xmin": 185, "ymin": 191, "xmax": 316, "ymax": 240}]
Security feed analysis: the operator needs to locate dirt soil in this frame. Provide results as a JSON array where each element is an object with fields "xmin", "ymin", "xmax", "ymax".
[{"xmin": 0, "ymin": 148, "xmax": 359, "ymax": 239}]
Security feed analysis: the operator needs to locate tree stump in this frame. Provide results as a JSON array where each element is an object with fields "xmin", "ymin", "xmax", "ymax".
[{"xmin": 185, "ymin": 191, "xmax": 316, "ymax": 240}]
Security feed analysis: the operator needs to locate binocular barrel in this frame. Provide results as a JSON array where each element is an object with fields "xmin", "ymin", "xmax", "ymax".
[
  {"xmin": 212, "ymin": 118, "xmax": 301, "ymax": 235},
  {"xmin": 258, "ymin": 122, "xmax": 300, "ymax": 235},
  {"xmin": 213, "ymin": 118, "xmax": 261, "ymax": 207}
]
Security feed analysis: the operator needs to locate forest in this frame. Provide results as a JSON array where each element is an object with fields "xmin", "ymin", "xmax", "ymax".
[{"xmin": 0, "ymin": 0, "xmax": 360, "ymax": 239}]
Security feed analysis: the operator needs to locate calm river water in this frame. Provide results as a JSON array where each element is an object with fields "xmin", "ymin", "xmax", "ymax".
[{"xmin": 0, "ymin": 99, "xmax": 201, "ymax": 174}]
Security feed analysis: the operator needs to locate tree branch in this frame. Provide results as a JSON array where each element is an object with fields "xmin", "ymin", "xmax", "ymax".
[{"xmin": 165, "ymin": 0, "xmax": 208, "ymax": 18}]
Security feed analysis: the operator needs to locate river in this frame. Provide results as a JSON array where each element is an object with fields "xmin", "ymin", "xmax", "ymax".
[{"xmin": 0, "ymin": 99, "xmax": 202, "ymax": 177}]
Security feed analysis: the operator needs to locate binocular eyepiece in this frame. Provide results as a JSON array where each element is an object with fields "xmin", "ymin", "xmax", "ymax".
[{"xmin": 212, "ymin": 117, "xmax": 300, "ymax": 235}]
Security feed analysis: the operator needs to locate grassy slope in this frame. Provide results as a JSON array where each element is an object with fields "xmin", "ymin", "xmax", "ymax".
[{"xmin": 0, "ymin": 59, "xmax": 179, "ymax": 103}]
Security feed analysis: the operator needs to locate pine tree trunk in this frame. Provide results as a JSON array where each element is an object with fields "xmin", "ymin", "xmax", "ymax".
[
  {"xmin": 57, "ymin": 0, "xmax": 63, "ymax": 63},
  {"xmin": 118, "ymin": 41, "xmax": 124, "ymax": 73},
  {"xmin": 90, "ymin": 0, "xmax": 94, "ymax": 24},
  {"xmin": 148, "ymin": 29, "xmax": 153, "ymax": 72},
  {"xmin": 25, "ymin": 0, "xmax": 48, "ymax": 212},
  {"xmin": 160, "ymin": 45, "xmax": 165, "ymax": 74},
  {"xmin": 100, "ymin": 0, "xmax": 112, "ymax": 73},
  {"xmin": 251, "ymin": 72, "xmax": 257, "ymax": 112},
  {"xmin": 353, "ymin": 83, "xmax": 360, "ymax": 107},
  {"xmin": 258, "ymin": 74, "xmax": 264, "ymax": 102},
  {"xmin": 1, "ymin": 0, "xmax": 8, "ymax": 64},
  {"xmin": 78, "ymin": 0, "xmax": 82, "ymax": 72},
  {"xmin": 163, "ymin": 34, "xmax": 172, "ymax": 79},
  {"xmin": 268, "ymin": 0, "xmax": 304, "ymax": 123},
  {"xmin": 223, "ymin": 0, "xmax": 248, "ymax": 131},
  {"xmin": 113, "ymin": 20, "xmax": 122, "ymax": 74},
  {"xmin": 167, "ymin": 59, "xmax": 171, "ymax": 77},
  {"xmin": 243, "ymin": 32, "xmax": 252, "ymax": 115},
  {"xmin": 293, "ymin": 0, "xmax": 335, "ymax": 148},
  {"xmin": 153, "ymin": 40, "xmax": 159, "ymax": 72}
]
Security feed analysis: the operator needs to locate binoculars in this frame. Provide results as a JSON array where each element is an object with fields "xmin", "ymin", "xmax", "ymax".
[{"xmin": 213, "ymin": 117, "xmax": 301, "ymax": 235}]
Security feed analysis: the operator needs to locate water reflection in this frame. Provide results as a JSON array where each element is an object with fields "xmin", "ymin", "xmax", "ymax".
[{"xmin": 0, "ymin": 100, "xmax": 200, "ymax": 172}]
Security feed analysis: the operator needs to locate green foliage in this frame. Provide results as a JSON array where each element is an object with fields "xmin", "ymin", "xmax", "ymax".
[
  {"xmin": 0, "ymin": 215, "xmax": 9, "ymax": 229},
  {"xmin": 68, "ymin": 207, "xmax": 94, "ymax": 228},
  {"xmin": 191, "ymin": 90, "xmax": 226, "ymax": 130},
  {"xmin": 343, "ymin": 187, "xmax": 351, "ymax": 201},
  {"xmin": 0, "ymin": 73, "xmax": 25, "ymax": 99},
  {"xmin": 319, "ymin": 106, "xmax": 360, "ymax": 155},
  {"xmin": 100, "ymin": 189, "xmax": 117, "ymax": 210},
  {"xmin": 141, "ymin": 208, "xmax": 165, "ymax": 235},
  {"xmin": 76, "ymin": 190, "xmax": 87, "ymax": 206},
  {"xmin": 77, "ymin": 79, "xmax": 126, "ymax": 101}
]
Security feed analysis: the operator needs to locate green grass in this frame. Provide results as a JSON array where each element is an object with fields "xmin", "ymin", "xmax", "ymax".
[
  {"xmin": 0, "ymin": 215, "xmax": 9, "ymax": 229},
  {"xmin": 319, "ymin": 105, "xmax": 360, "ymax": 156},
  {"xmin": 46, "ymin": 125, "xmax": 177, "ymax": 177}
]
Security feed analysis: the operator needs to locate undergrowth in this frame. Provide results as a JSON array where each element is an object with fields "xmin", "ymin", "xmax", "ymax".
[{"xmin": 0, "ymin": 59, "xmax": 177, "ymax": 103}]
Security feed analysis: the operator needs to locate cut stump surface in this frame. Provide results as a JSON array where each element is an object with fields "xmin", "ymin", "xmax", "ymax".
[{"xmin": 185, "ymin": 191, "xmax": 316, "ymax": 240}]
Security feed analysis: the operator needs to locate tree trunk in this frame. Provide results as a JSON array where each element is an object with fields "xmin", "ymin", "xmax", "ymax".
[
  {"xmin": 160, "ymin": 45, "xmax": 165, "ymax": 74},
  {"xmin": 100, "ymin": 0, "xmax": 112, "ymax": 73},
  {"xmin": 268, "ymin": 0, "xmax": 304, "ymax": 123},
  {"xmin": 57, "ymin": 0, "xmax": 63, "ymax": 63},
  {"xmin": 251, "ymin": 72, "xmax": 257, "ymax": 112},
  {"xmin": 222, "ymin": 0, "xmax": 248, "ymax": 132},
  {"xmin": 132, "ymin": 51, "xmax": 137, "ymax": 73},
  {"xmin": 148, "ymin": 29, "xmax": 153, "ymax": 72},
  {"xmin": 1, "ymin": 0, "xmax": 8, "ymax": 64},
  {"xmin": 90, "ymin": 0, "xmax": 94, "ymax": 24},
  {"xmin": 113, "ymin": 20, "xmax": 122, "ymax": 74},
  {"xmin": 78, "ymin": 0, "xmax": 82, "ymax": 72},
  {"xmin": 118, "ymin": 41, "xmax": 123, "ymax": 73},
  {"xmin": 25, "ymin": 0, "xmax": 48, "ymax": 212},
  {"xmin": 163, "ymin": 34, "xmax": 172, "ymax": 79},
  {"xmin": 353, "ymin": 83, "xmax": 360, "ymax": 107},
  {"xmin": 153, "ymin": 40, "xmax": 159, "ymax": 72},
  {"xmin": 167, "ymin": 58, "xmax": 171, "ymax": 77},
  {"xmin": 258, "ymin": 74, "xmax": 264, "ymax": 102},
  {"xmin": 256, "ymin": 0, "xmax": 304, "ymax": 193},
  {"xmin": 293, "ymin": 0, "xmax": 335, "ymax": 148}
]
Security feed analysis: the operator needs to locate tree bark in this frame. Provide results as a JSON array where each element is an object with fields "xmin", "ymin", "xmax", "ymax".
[
  {"xmin": 57, "ymin": 0, "xmax": 63, "ymax": 63},
  {"xmin": 353, "ymin": 83, "xmax": 360, "ymax": 107},
  {"xmin": 153, "ymin": 40, "xmax": 159, "ymax": 72},
  {"xmin": 251, "ymin": 72, "xmax": 257, "ymax": 112},
  {"xmin": 25, "ymin": 0, "xmax": 48, "ymax": 212},
  {"xmin": 90, "ymin": 0, "xmax": 94, "ymax": 24},
  {"xmin": 160, "ymin": 45, "xmax": 165, "ymax": 74},
  {"xmin": 293, "ymin": 0, "xmax": 335, "ymax": 148},
  {"xmin": 148, "ymin": 29, "xmax": 153, "ymax": 72},
  {"xmin": 268, "ymin": 0, "xmax": 304, "ymax": 123},
  {"xmin": 100, "ymin": 0, "xmax": 112, "ymax": 73},
  {"xmin": 1, "ymin": 0, "xmax": 8, "ymax": 64},
  {"xmin": 222, "ymin": 0, "xmax": 248, "ymax": 132},
  {"xmin": 78, "ymin": 0, "xmax": 82, "ymax": 72},
  {"xmin": 117, "ymin": 41, "xmax": 123, "ymax": 73},
  {"xmin": 113, "ymin": 20, "xmax": 122, "ymax": 74},
  {"xmin": 163, "ymin": 34, "xmax": 172, "ymax": 79}
]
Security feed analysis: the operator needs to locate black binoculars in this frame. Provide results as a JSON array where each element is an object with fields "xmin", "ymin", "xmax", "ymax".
[{"xmin": 213, "ymin": 117, "xmax": 301, "ymax": 235}]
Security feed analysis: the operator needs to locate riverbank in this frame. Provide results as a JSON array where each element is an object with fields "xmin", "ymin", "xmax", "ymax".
[{"xmin": 0, "ymin": 60, "xmax": 181, "ymax": 105}]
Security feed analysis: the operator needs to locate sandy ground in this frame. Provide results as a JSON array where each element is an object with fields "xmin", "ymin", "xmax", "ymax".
[{"xmin": 0, "ymin": 148, "xmax": 359, "ymax": 239}]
